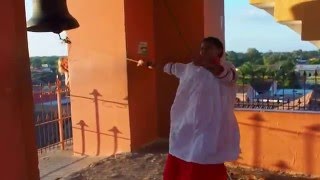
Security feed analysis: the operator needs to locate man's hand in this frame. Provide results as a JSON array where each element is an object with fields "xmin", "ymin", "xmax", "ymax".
[
  {"xmin": 137, "ymin": 60, "xmax": 145, "ymax": 67},
  {"xmin": 137, "ymin": 60, "xmax": 154, "ymax": 69}
]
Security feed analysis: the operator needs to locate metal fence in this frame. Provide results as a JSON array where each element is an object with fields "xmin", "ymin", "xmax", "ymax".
[
  {"xmin": 33, "ymin": 79, "xmax": 72, "ymax": 153},
  {"xmin": 235, "ymin": 70, "xmax": 320, "ymax": 111}
]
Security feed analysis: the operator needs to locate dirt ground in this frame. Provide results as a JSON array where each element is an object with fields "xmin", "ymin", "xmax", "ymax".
[{"xmin": 65, "ymin": 141, "xmax": 319, "ymax": 180}]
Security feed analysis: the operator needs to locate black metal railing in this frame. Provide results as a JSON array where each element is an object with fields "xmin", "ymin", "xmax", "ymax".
[
  {"xmin": 33, "ymin": 79, "xmax": 72, "ymax": 153},
  {"xmin": 235, "ymin": 69, "xmax": 320, "ymax": 111}
]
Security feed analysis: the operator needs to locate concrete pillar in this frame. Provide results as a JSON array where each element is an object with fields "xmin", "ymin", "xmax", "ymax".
[
  {"xmin": 68, "ymin": 0, "xmax": 224, "ymax": 156},
  {"xmin": 0, "ymin": 0, "xmax": 39, "ymax": 179},
  {"xmin": 67, "ymin": 0, "xmax": 131, "ymax": 156}
]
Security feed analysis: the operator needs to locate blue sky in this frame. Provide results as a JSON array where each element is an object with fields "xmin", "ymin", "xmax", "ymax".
[
  {"xmin": 225, "ymin": 0, "xmax": 317, "ymax": 52},
  {"xmin": 25, "ymin": 0, "xmax": 317, "ymax": 56}
]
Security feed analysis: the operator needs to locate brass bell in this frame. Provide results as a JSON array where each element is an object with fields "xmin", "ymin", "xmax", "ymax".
[{"xmin": 27, "ymin": 0, "xmax": 79, "ymax": 34}]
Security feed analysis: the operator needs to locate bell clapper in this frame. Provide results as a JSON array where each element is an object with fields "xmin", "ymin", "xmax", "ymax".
[{"xmin": 58, "ymin": 33, "xmax": 72, "ymax": 44}]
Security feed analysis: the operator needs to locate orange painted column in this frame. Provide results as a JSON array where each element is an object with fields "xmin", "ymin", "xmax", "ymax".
[
  {"xmin": 68, "ymin": 0, "xmax": 224, "ymax": 155},
  {"xmin": 67, "ymin": 0, "xmax": 131, "ymax": 156},
  {"xmin": 124, "ymin": 0, "xmax": 159, "ymax": 150},
  {"xmin": 0, "ymin": 0, "xmax": 39, "ymax": 180}
]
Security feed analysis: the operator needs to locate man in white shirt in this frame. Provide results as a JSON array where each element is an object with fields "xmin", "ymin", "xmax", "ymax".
[{"xmin": 139, "ymin": 37, "xmax": 240, "ymax": 180}]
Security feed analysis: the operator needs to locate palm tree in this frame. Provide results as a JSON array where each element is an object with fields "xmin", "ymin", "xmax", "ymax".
[{"xmin": 239, "ymin": 62, "xmax": 254, "ymax": 79}]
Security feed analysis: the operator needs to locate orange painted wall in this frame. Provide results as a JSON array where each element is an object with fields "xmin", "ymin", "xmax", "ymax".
[
  {"xmin": 235, "ymin": 110, "xmax": 320, "ymax": 176},
  {"xmin": 0, "ymin": 0, "xmax": 39, "ymax": 179},
  {"xmin": 68, "ymin": 0, "xmax": 131, "ymax": 156}
]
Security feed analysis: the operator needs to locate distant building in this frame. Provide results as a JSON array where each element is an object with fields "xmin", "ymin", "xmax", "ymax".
[
  {"xmin": 30, "ymin": 64, "xmax": 53, "ymax": 73},
  {"xmin": 296, "ymin": 59, "xmax": 309, "ymax": 64},
  {"xmin": 295, "ymin": 64, "xmax": 320, "ymax": 76},
  {"xmin": 42, "ymin": 64, "xmax": 49, "ymax": 68}
]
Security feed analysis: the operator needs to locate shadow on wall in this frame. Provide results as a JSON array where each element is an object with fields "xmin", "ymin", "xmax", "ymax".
[
  {"xmin": 249, "ymin": 113, "xmax": 266, "ymax": 167},
  {"xmin": 239, "ymin": 112, "xmax": 320, "ymax": 176},
  {"xmin": 274, "ymin": 160, "xmax": 291, "ymax": 171},
  {"xmin": 304, "ymin": 124, "xmax": 320, "ymax": 175},
  {"xmin": 76, "ymin": 120, "xmax": 88, "ymax": 156},
  {"xmin": 72, "ymin": 89, "xmax": 130, "ymax": 156}
]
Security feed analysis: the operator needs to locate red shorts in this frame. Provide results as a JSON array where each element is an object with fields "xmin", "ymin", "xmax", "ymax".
[{"xmin": 163, "ymin": 154, "xmax": 227, "ymax": 180}]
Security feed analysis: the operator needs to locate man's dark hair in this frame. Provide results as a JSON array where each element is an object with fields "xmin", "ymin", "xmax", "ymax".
[{"xmin": 202, "ymin": 37, "xmax": 224, "ymax": 58}]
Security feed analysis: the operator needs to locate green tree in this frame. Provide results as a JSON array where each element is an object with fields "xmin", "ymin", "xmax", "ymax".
[
  {"xmin": 238, "ymin": 62, "xmax": 255, "ymax": 78},
  {"xmin": 226, "ymin": 51, "xmax": 244, "ymax": 67},
  {"xmin": 288, "ymin": 72, "xmax": 301, "ymax": 88},
  {"xmin": 292, "ymin": 49, "xmax": 303, "ymax": 59},
  {"xmin": 280, "ymin": 59, "xmax": 295, "ymax": 73},
  {"xmin": 48, "ymin": 59, "xmax": 58, "ymax": 67},
  {"xmin": 31, "ymin": 58, "xmax": 42, "ymax": 69},
  {"xmin": 39, "ymin": 72, "xmax": 56, "ymax": 83},
  {"xmin": 309, "ymin": 58, "xmax": 320, "ymax": 64},
  {"xmin": 245, "ymin": 48, "xmax": 263, "ymax": 65},
  {"xmin": 41, "ymin": 57, "xmax": 48, "ymax": 65}
]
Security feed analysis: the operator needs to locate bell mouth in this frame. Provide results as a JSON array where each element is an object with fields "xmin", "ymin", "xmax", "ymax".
[{"xmin": 27, "ymin": 17, "xmax": 80, "ymax": 34}]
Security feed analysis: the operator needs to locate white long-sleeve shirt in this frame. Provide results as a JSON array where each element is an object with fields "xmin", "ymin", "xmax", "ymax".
[{"xmin": 164, "ymin": 61, "xmax": 240, "ymax": 164}]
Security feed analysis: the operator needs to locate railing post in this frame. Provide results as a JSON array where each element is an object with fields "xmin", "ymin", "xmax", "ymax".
[
  {"xmin": 56, "ymin": 77, "xmax": 65, "ymax": 150},
  {"xmin": 303, "ymin": 71, "xmax": 307, "ymax": 110}
]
